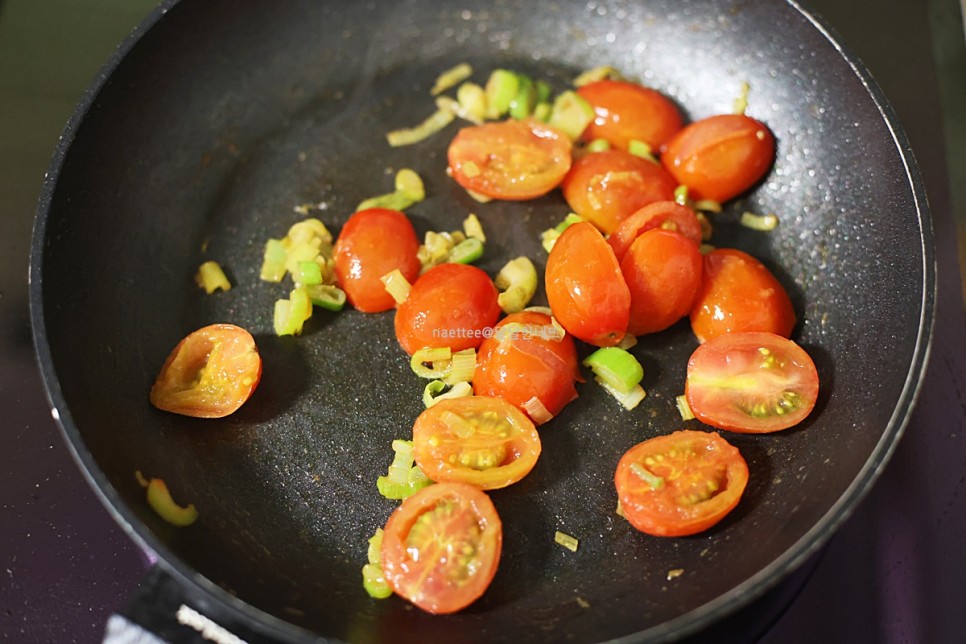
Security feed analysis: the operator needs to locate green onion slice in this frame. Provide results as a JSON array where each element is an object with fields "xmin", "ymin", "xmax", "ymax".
[
  {"xmin": 495, "ymin": 256, "xmax": 538, "ymax": 314},
  {"xmin": 630, "ymin": 462, "xmax": 665, "ymax": 490},
  {"xmin": 740, "ymin": 211, "xmax": 779, "ymax": 231},
  {"xmin": 376, "ymin": 440, "xmax": 434, "ymax": 500},
  {"xmin": 146, "ymin": 478, "xmax": 198, "ymax": 527},
  {"xmin": 676, "ymin": 394, "xmax": 696, "ymax": 421},
  {"xmin": 733, "ymin": 80, "xmax": 751, "ymax": 115},
  {"xmin": 410, "ymin": 347, "xmax": 453, "ymax": 379},
  {"xmin": 484, "ymin": 69, "xmax": 520, "ymax": 119},
  {"xmin": 462, "ymin": 213, "xmax": 486, "ymax": 242},
  {"xmin": 444, "ymin": 349, "xmax": 477, "ymax": 385},
  {"xmin": 522, "ymin": 396, "xmax": 554, "ymax": 424},
  {"xmin": 582, "ymin": 347, "xmax": 644, "ymax": 394},
  {"xmin": 195, "ymin": 260, "xmax": 231, "ymax": 294},
  {"xmin": 548, "ymin": 90, "xmax": 595, "ymax": 141},
  {"xmin": 509, "ymin": 74, "xmax": 537, "ymax": 120},
  {"xmin": 448, "ymin": 237, "xmax": 484, "ymax": 264},
  {"xmin": 554, "ymin": 530, "xmax": 579, "ymax": 552},
  {"xmin": 574, "ymin": 65, "xmax": 621, "ymax": 87},
  {"xmin": 293, "ymin": 260, "xmax": 323, "ymax": 287},
  {"xmin": 596, "ymin": 377, "xmax": 647, "ymax": 411},
  {"xmin": 628, "ymin": 139, "xmax": 658, "ymax": 163},
  {"xmin": 423, "ymin": 380, "xmax": 473, "ymax": 407},
  {"xmin": 363, "ymin": 529, "xmax": 392, "ymax": 599},
  {"xmin": 386, "ymin": 108, "xmax": 455, "ymax": 147},
  {"xmin": 431, "ymin": 62, "xmax": 473, "ymax": 96},
  {"xmin": 540, "ymin": 213, "xmax": 583, "ymax": 253},
  {"xmin": 456, "ymin": 82, "xmax": 487, "ymax": 123},
  {"xmin": 586, "ymin": 138, "xmax": 611, "ymax": 153},
  {"xmin": 305, "ymin": 284, "xmax": 346, "ymax": 311},
  {"xmin": 674, "ymin": 184, "xmax": 690, "ymax": 205},
  {"xmin": 381, "ymin": 269, "xmax": 413, "ymax": 305},
  {"xmin": 260, "ymin": 238, "xmax": 288, "ymax": 282}
]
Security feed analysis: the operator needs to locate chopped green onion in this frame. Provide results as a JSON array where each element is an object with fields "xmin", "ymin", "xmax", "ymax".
[
  {"xmin": 381, "ymin": 269, "xmax": 412, "ymax": 305},
  {"xmin": 582, "ymin": 347, "xmax": 644, "ymax": 394},
  {"xmin": 595, "ymin": 377, "xmax": 647, "ymax": 410},
  {"xmin": 733, "ymin": 80, "xmax": 750, "ymax": 115},
  {"xmin": 363, "ymin": 529, "xmax": 392, "ymax": 599},
  {"xmin": 146, "ymin": 478, "xmax": 198, "ymax": 527},
  {"xmin": 448, "ymin": 237, "xmax": 484, "ymax": 264},
  {"xmin": 554, "ymin": 530, "xmax": 579, "ymax": 552},
  {"xmin": 456, "ymin": 82, "xmax": 487, "ymax": 123},
  {"xmin": 293, "ymin": 260, "xmax": 323, "ymax": 286},
  {"xmin": 617, "ymin": 334, "xmax": 638, "ymax": 350},
  {"xmin": 628, "ymin": 139, "xmax": 657, "ymax": 163},
  {"xmin": 586, "ymin": 138, "xmax": 611, "ymax": 153},
  {"xmin": 410, "ymin": 347, "xmax": 453, "ymax": 379},
  {"xmin": 195, "ymin": 260, "xmax": 231, "ymax": 294},
  {"xmin": 436, "ymin": 95, "xmax": 484, "ymax": 125},
  {"xmin": 287, "ymin": 218, "xmax": 333, "ymax": 248},
  {"xmin": 465, "ymin": 188, "xmax": 493, "ymax": 203},
  {"xmin": 444, "ymin": 349, "xmax": 477, "ymax": 385},
  {"xmin": 358, "ymin": 168, "xmax": 426, "ymax": 211},
  {"xmin": 260, "ymin": 238, "xmax": 288, "ymax": 282},
  {"xmin": 740, "ymin": 211, "xmax": 779, "ymax": 231},
  {"xmin": 484, "ymin": 69, "xmax": 520, "ymax": 118},
  {"xmin": 547, "ymin": 90, "xmax": 595, "ymax": 141},
  {"xmin": 274, "ymin": 286, "xmax": 313, "ymax": 336},
  {"xmin": 522, "ymin": 396, "xmax": 553, "ymax": 424},
  {"xmin": 376, "ymin": 439, "xmax": 434, "ymax": 500},
  {"xmin": 509, "ymin": 74, "xmax": 537, "ymax": 120},
  {"xmin": 495, "ymin": 256, "xmax": 538, "ymax": 314},
  {"xmin": 305, "ymin": 284, "xmax": 346, "ymax": 311},
  {"xmin": 134, "ymin": 470, "xmax": 150, "ymax": 488},
  {"xmin": 630, "ymin": 462, "xmax": 665, "ymax": 490},
  {"xmin": 674, "ymin": 184, "xmax": 690, "ymax": 206},
  {"xmin": 423, "ymin": 380, "xmax": 473, "ymax": 407},
  {"xmin": 676, "ymin": 394, "xmax": 696, "ymax": 420},
  {"xmin": 541, "ymin": 213, "xmax": 584, "ymax": 253},
  {"xmin": 693, "ymin": 199, "xmax": 722, "ymax": 213},
  {"xmin": 462, "ymin": 213, "xmax": 486, "ymax": 242},
  {"xmin": 574, "ymin": 65, "xmax": 621, "ymax": 87},
  {"xmin": 431, "ymin": 62, "xmax": 473, "ymax": 96},
  {"xmin": 386, "ymin": 108, "xmax": 455, "ymax": 147},
  {"xmin": 532, "ymin": 102, "xmax": 552, "ymax": 122}
]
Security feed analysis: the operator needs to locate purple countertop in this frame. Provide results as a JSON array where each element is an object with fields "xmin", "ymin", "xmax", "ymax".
[{"xmin": 2, "ymin": 0, "xmax": 965, "ymax": 642}]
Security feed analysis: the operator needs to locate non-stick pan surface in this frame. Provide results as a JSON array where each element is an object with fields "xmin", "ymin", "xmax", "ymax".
[{"xmin": 31, "ymin": 0, "xmax": 934, "ymax": 641}]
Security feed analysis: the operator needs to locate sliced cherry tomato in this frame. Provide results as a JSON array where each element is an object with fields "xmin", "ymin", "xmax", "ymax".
[
  {"xmin": 562, "ymin": 149, "xmax": 678, "ymax": 234},
  {"xmin": 333, "ymin": 208, "xmax": 421, "ymax": 313},
  {"xmin": 447, "ymin": 118, "xmax": 572, "ymax": 200},
  {"xmin": 545, "ymin": 222, "xmax": 630, "ymax": 347},
  {"xmin": 577, "ymin": 80, "xmax": 683, "ymax": 152},
  {"xmin": 690, "ymin": 248, "xmax": 796, "ymax": 343},
  {"xmin": 381, "ymin": 482, "xmax": 502, "ymax": 614},
  {"xmin": 413, "ymin": 396, "xmax": 541, "ymax": 489},
  {"xmin": 608, "ymin": 200, "xmax": 703, "ymax": 263},
  {"xmin": 615, "ymin": 430, "xmax": 748, "ymax": 537},
  {"xmin": 394, "ymin": 263, "xmax": 501, "ymax": 355},
  {"xmin": 150, "ymin": 324, "xmax": 261, "ymax": 418},
  {"xmin": 473, "ymin": 311, "xmax": 580, "ymax": 423},
  {"xmin": 685, "ymin": 332, "xmax": 819, "ymax": 433},
  {"xmin": 621, "ymin": 229, "xmax": 703, "ymax": 336},
  {"xmin": 662, "ymin": 114, "xmax": 776, "ymax": 203}
]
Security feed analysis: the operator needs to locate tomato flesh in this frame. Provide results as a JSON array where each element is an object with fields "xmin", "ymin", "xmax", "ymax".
[
  {"xmin": 413, "ymin": 396, "xmax": 542, "ymax": 489},
  {"xmin": 608, "ymin": 200, "xmax": 703, "ymax": 263},
  {"xmin": 381, "ymin": 482, "xmax": 502, "ymax": 614},
  {"xmin": 615, "ymin": 430, "xmax": 748, "ymax": 537},
  {"xmin": 334, "ymin": 208, "xmax": 421, "ymax": 313},
  {"xmin": 150, "ymin": 324, "xmax": 261, "ymax": 418},
  {"xmin": 473, "ymin": 311, "xmax": 580, "ymax": 423},
  {"xmin": 577, "ymin": 80, "xmax": 683, "ymax": 152},
  {"xmin": 685, "ymin": 332, "xmax": 819, "ymax": 433},
  {"xmin": 447, "ymin": 118, "xmax": 572, "ymax": 200}
]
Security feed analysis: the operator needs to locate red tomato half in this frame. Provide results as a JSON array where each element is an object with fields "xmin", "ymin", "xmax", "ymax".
[
  {"xmin": 545, "ymin": 222, "xmax": 630, "ymax": 347},
  {"xmin": 413, "ymin": 396, "xmax": 541, "ymax": 489},
  {"xmin": 577, "ymin": 80, "xmax": 683, "ymax": 152},
  {"xmin": 150, "ymin": 324, "xmax": 261, "ymax": 418},
  {"xmin": 615, "ymin": 430, "xmax": 749, "ymax": 537},
  {"xmin": 334, "ymin": 208, "xmax": 421, "ymax": 313},
  {"xmin": 662, "ymin": 114, "xmax": 776, "ymax": 203},
  {"xmin": 447, "ymin": 118, "xmax": 572, "ymax": 200},
  {"xmin": 608, "ymin": 200, "xmax": 703, "ymax": 263},
  {"xmin": 473, "ymin": 311, "xmax": 580, "ymax": 422},
  {"xmin": 690, "ymin": 248, "xmax": 796, "ymax": 343},
  {"xmin": 381, "ymin": 482, "xmax": 502, "ymax": 614},
  {"xmin": 685, "ymin": 332, "xmax": 819, "ymax": 433},
  {"xmin": 621, "ymin": 229, "xmax": 703, "ymax": 336},
  {"xmin": 562, "ymin": 149, "xmax": 678, "ymax": 234},
  {"xmin": 394, "ymin": 263, "xmax": 501, "ymax": 355}
]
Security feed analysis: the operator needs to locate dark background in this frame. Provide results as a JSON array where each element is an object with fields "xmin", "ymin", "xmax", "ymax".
[{"xmin": 2, "ymin": 0, "xmax": 965, "ymax": 642}]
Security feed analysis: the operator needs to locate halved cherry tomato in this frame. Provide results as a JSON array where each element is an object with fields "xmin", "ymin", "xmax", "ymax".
[
  {"xmin": 394, "ymin": 263, "xmax": 501, "ymax": 355},
  {"xmin": 621, "ymin": 229, "xmax": 703, "ymax": 336},
  {"xmin": 562, "ymin": 149, "xmax": 678, "ymax": 234},
  {"xmin": 608, "ymin": 200, "xmax": 703, "ymax": 263},
  {"xmin": 577, "ymin": 80, "xmax": 683, "ymax": 152},
  {"xmin": 413, "ymin": 396, "xmax": 541, "ymax": 489},
  {"xmin": 662, "ymin": 114, "xmax": 775, "ymax": 203},
  {"xmin": 690, "ymin": 248, "xmax": 796, "ymax": 343},
  {"xmin": 447, "ymin": 118, "xmax": 572, "ymax": 200},
  {"xmin": 333, "ymin": 208, "xmax": 421, "ymax": 313},
  {"xmin": 615, "ymin": 430, "xmax": 748, "ymax": 537},
  {"xmin": 381, "ymin": 481, "xmax": 502, "ymax": 614},
  {"xmin": 473, "ymin": 311, "xmax": 580, "ymax": 423},
  {"xmin": 150, "ymin": 324, "xmax": 261, "ymax": 418},
  {"xmin": 685, "ymin": 332, "xmax": 819, "ymax": 433},
  {"xmin": 545, "ymin": 222, "xmax": 630, "ymax": 347}
]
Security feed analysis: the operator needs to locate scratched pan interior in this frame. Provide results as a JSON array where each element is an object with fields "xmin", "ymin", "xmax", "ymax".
[{"xmin": 31, "ymin": 0, "xmax": 934, "ymax": 641}]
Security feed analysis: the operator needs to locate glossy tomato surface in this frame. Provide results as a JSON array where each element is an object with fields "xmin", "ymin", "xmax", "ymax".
[
  {"xmin": 621, "ymin": 229, "xmax": 703, "ymax": 336},
  {"xmin": 545, "ymin": 222, "xmax": 630, "ymax": 346},
  {"xmin": 394, "ymin": 263, "xmax": 501, "ymax": 355},
  {"xmin": 334, "ymin": 208, "xmax": 421, "ymax": 313},
  {"xmin": 473, "ymin": 311, "xmax": 579, "ymax": 422},
  {"xmin": 381, "ymin": 482, "xmax": 502, "ymax": 614},
  {"xmin": 562, "ymin": 149, "xmax": 678, "ymax": 234},
  {"xmin": 662, "ymin": 114, "xmax": 775, "ymax": 203},
  {"xmin": 685, "ymin": 332, "xmax": 820, "ymax": 433},
  {"xmin": 690, "ymin": 248, "xmax": 796, "ymax": 343},
  {"xmin": 615, "ymin": 430, "xmax": 749, "ymax": 537},
  {"xmin": 413, "ymin": 396, "xmax": 542, "ymax": 489},
  {"xmin": 608, "ymin": 200, "xmax": 703, "ymax": 263},
  {"xmin": 447, "ymin": 118, "xmax": 572, "ymax": 200},
  {"xmin": 577, "ymin": 80, "xmax": 683, "ymax": 152},
  {"xmin": 150, "ymin": 324, "xmax": 261, "ymax": 418}
]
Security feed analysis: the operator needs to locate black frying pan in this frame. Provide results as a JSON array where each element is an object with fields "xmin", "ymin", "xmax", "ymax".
[{"xmin": 30, "ymin": 0, "xmax": 935, "ymax": 641}]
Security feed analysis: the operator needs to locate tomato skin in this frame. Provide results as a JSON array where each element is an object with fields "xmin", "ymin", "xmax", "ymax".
[
  {"xmin": 545, "ymin": 222, "xmax": 630, "ymax": 347},
  {"xmin": 690, "ymin": 248, "xmax": 796, "ymax": 343},
  {"xmin": 150, "ymin": 324, "xmax": 261, "ymax": 418},
  {"xmin": 615, "ymin": 430, "xmax": 748, "ymax": 537},
  {"xmin": 447, "ymin": 118, "xmax": 572, "ymax": 200},
  {"xmin": 577, "ymin": 80, "xmax": 684, "ymax": 152},
  {"xmin": 381, "ymin": 482, "xmax": 502, "ymax": 614},
  {"xmin": 413, "ymin": 396, "xmax": 542, "ymax": 488},
  {"xmin": 608, "ymin": 200, "xmax": 703, "ymax": 263},
  {"xmin": 394, "ymin": 263, "xmax": 501, "ymax": 355},
  {"xmin": 662, "ymin": 114, "xmax": 775, "ymax": 203},
  {"xmin": 333, "ymin": 208, "xmax": 421, "ymax": 313},
  {"xmin": 562, "ymin": 149, "xmax": 678, "ymax": 234},
  {"xmin": 621, "ymin": 229, "xmax": 703, "ymax": 336},
  {"xmin": 473, "ymin": 311, "xmax": 580, "ymax": 422},
  {"xmin": 685, "ymin": 332, "xmax": 819, "ymax": 433}
]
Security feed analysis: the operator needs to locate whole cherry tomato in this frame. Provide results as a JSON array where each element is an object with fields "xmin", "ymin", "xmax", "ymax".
[{"xmin": 577, "ymin": 80, "xmax": 683, "ymax": 152}]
